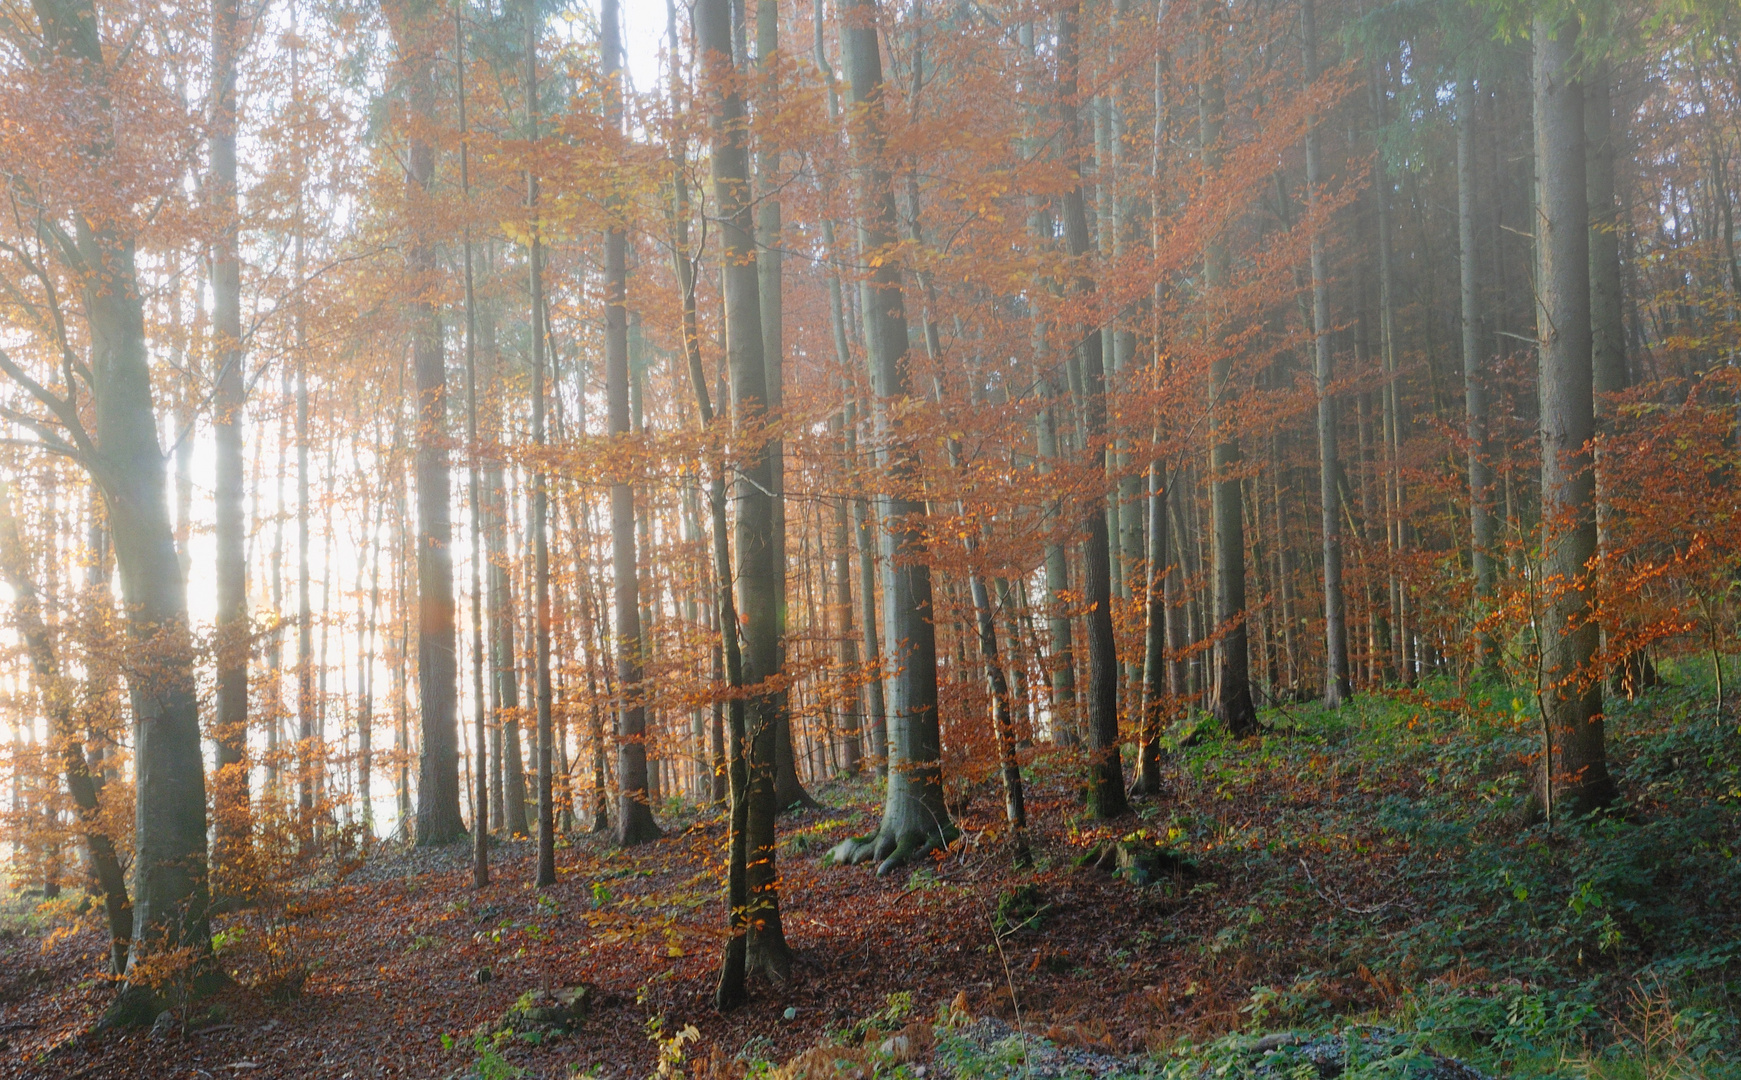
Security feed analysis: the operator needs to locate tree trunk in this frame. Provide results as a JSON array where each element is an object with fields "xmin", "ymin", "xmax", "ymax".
[
  {"xmin": 1372, "ymin": 65, "xmax": 1412, "ymax": 687},
  {"xmin": 383, "ymin": 0, "xmax": 464, "ymax": 847},
  {"xmin": 1303, "ymin": 0, "xmax": 1349, "ymax": 705},
  {"xmin": 296, "ymin": 319, "xmax": 314, "ymax": 826},
  {"xmin": 1459, "ymin": 68, "xmax": 1499, "ymax": 675},
  {"xmin": 1534, "ymin": 13, "xmax": 1615, "ymax": 816},
  {"xmin": 1586, "ymin": 57, "xmax": 1653, "ymax": 698},
  {"xmin": 1137, "ymin": 458, "xmax": 1169, "ymax": 793},
  {"xmin": 1057, "ymin": 0, "xmax": 1129, "ymax": 817},
  {"xmin": 976, "ymin": 573, "xmax": 1031, "ymax": 865},
  {"xmin": 484, "ymin": 388, "xmax": 529, "ymax": 835},
  {"xmin": 812, "ymin": 30, "xmax": 867, "ymax": 773},
  {"xmin": 829, "ymin": 0, "xmax": 953, "ymax": 874},
  {"xmin": 528, "ymin": 0, "xmax": 556, "ymax": 888},
  {"xmin": 1037, "ymin": 394, "xmax": 1079, "ymax": 745},
  {"xmin": 853, "ymin": 495, "xmax": 888, "ymax": 771},
  {"xmin": 360, "ymin": 490, "xmax": 383, "ymax": 839},
  {"xmin": 1200, "ymin": 0, "xmax": 1257, "ymax": 736},
  {"xmin": 21, "ymin": 0, "xmax": 215, "ymax": 1010},
  {"xmin": 831, "ymin": 488, "xmax": 863, "ymax": 774},
  {"xmin": 457, "ymin": 8, "xmax": 489, "ymax": 888},
  {"xmin": 754, "ymin": 0, "xmax": 814, "ymax": 816},
  {"xmin": 603, "ymin": 0, "xmax": 660, "ymax": 848},
  {"xmin": 209, "ymin": 0, "xmax": 250, "ymax": 875},
  {"xmin": 696, "ymin": 0, "xmax": 790, "ymax": 1004}
]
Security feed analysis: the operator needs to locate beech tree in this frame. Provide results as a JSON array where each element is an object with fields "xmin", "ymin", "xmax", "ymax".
[
  {"xmin": 0, "ymin": 0, "xmax": 214, "ymax": 1014},
  {"xmin": 827, "ymin": 0, "xmax": 953, "ymax": 874},
  {"xmin": 383, "ymin": 0, "xmax": 465, "ymax": 848},
  {"xmin": 1532, "ymin": 10, "xmax": 1615, "ymax": 816}
]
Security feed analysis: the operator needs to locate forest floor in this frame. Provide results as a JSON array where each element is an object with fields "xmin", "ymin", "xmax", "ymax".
[{"xmin": 2, "ymin": 673, "xmax": 1739, "ymax": 1079}]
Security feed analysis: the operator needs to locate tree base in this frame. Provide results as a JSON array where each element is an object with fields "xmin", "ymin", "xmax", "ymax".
[
  {"xmin": 714, "ymin": 926, "xmax": 795, "ymax": 1013},
  {"xmin": 614, "ymin": 807, "xmax": 663, "ymax": 847},
  {"xmin": 98, "ymin": 965, "xmax": 229, "ymax": 1030},
  {"xmin": 747, "ymin": 933, "xmax": 794, "ymax": 985},
  {"xmin": 774, "ymin": 775, "xmax": 821, "ymax": 814},
  {"xmin": 1128, "ymin": 776, "xmax": 1162, "ymax": 798},
  {"xmin": 100, "ymin": 985, "xmax": 162, "ymax": 1030},
  {"xmin": 414, "ymin": 822, "xmax": 469, "ymax": 848},
  {"xmin": 826, "ymin": 823, "xmax": 957, "ymax": 877}
]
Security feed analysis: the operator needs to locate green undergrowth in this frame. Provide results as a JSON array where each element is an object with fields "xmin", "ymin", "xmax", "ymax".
[
  {"xmin": 1147, "ymin": 676, "xmax": 1741, "ymax": 978},
  {"xmin": 1149, "ymin": 677, "xmax": 1741, "ymax": 1078},
  {"xmin": 726, "ymin": 986, "xmax": 1738, "ymax": 1079}
]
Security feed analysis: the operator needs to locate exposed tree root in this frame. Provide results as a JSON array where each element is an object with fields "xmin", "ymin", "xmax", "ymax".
[{"xmin": 827, "ymin": 824, "xmax": 958, "ymax": 877}]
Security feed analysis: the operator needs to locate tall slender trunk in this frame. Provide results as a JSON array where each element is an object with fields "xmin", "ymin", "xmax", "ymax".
[
  {"xmin": 489, "ymin": 469, "xmax": 529, "ymax": 839},
  {"xmin": 1200, "ymin": 0, "xmax": 1257, "ymax": 735},
  {"xmin": 1037, "ymin": 394, "xmax": 1079, "ymax": 744},
  {"xmin": 696, "ymin": 0, "xmax": 789, "ymax": 1005},
  {"xmin": 825, "ymin": 310, "xmax": 865, "ymax": 775},
  {"xmin": 1107, "ymin": 2, "xmax": 1144, "ymax": 610},
  {"xmin": 603, "ymin": 0, "xmax": 660, "ymax": 847},
  {"xmin": 853, "ymin": 494, "xmax": 887, "ymax": 770},
  {"xmin": 1138, "ymin": 458, "xmax": 1169, "ymax": 793},
  {"xmin": 572, "ymin": 494, "xmax": 612, "ymax": 832},
  {"xmin": 754, "ymin": 0, "xmax": 812, "ymax": 815},
  {"xmin": 667, "ymin": 0, "xmax": 728, "ymax": 813},
  {"xmin": 1303, "ymin": 0, "xmax": 1349, "ymax": 705},
  {"xmin": 393, "ymin": 441, "xmax": 412, "ymax": 828},
  {"xmin": 812, "ymin": 18, "xmax": 868, "ymax": 772},
  {"xmin": 267, "ymin": 397, "xmax": 286, "ymax": 793},
  {"xmin": 296, "ymin": 292, "xmax": 314, "ymax": 825},
  {"xmin": 1372, "ymin": 65, "xmax": 1412, "ymax": 687},
  {"xmin": 830, "ymin": 489, "xmax": 863, "ymax": 774},
  {"xmin": 459, "ymin": 12, "xmax": 488, "ymax": 887},
  {"xmin": 1019, "ymin": 22, "xmax": 1078, "ymax": 749},
  {"xmin": 1459, "ymin": 68, "xmax": 1498, "ymax": 674},
  {"xmin": 1534, "ymin": 13, "xmax": 1614, "ymax": 816},
  {"xmin": 360, "ymin": 488, "xmax": 383, "ymax": 838},
  {"xmin": 1058, "ymin": 0, "xmax": 1129, "ymax": 816},
  {"xmin": 209, "ymin": 0, "xmax": 250, "ymax": 869},
  {"xmin": 528, "ymin": 0, "xmax": 556, "ymax": 887},
  {"xmin": 383, "ymin": 0, "xmax": 464, "ymax": 846},
  {"xmin": 977, "ymin": 573, "xmax": 1030, "ymax": 865},
  {"xmin": 830, "ymin": 0, "xmax": 953, "ymax": 874},
  {"xmin": 1586, "ymin": 57, "xmax": 1651, "ymax": 697}
]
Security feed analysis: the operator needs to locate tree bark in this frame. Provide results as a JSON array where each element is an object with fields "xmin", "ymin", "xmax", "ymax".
[
  {"xmin": 1137, "ymin": 458, "xmax": 1169, "ymax": 793},
  {"xmin": 754, "ymin": 0, "xmax": 815, "ymax": 815},
  {"xmin": 1371, "ymin": 65, "xmax": 1411, "ymax": 687},
  {"xmin": 1303, "ymin": 0, "xmax": 1349, "ymax": 705},
  {"xmin": 528, "ymin": 0, "xmax": 556, "ymax": 888},
  {"xmin": 1534, "ymin": 13, "xmax": 1615, "ymax": 816},
  {"xmin": 1057, "ymin": 0, "xmax": 1129, "ymax": 817},
  {"xmin": 696, "ymin": 0, "xmax": 792, "ymax": 1002},
  {"xmin": 1459, "ymin": 68, "xmax": 1499, "ymax": 675},
  {"xmin": 209, "ymin": 0, "xmax": 250, "ymax": 875},
  {"xmin": 811, "ymin": 32, "xmax": 868, "ymax": 773},
  {"xmin": 296, "ymin": 298, "xmax": 314, "ymax": 826},
  {"xmin": 383, "ymin": 0, "xmax": 464, "ymax": 847},
  {"xmin": 1586, "ymin": 56, "xmax": 1652, "ymax": 698},
  {"xmin": 457, "ymin": 7, "xmax": 489, "ymax": 889},
  {"xmin": 829, "ymin": 0, "xmax": 954, "ymax": 874},
  {"xmin": 1200, "ymin": 0, "xmax": 1257, "ymax": 735},
  {"xmin": 602, "ymin": 0, "xmax": 660, "ymax": 848}
]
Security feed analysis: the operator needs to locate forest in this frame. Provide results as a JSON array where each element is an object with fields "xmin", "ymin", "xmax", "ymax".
[{"xmin": 0, "ymin": 0, "xmax": 1737, "ymax": 1074}]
